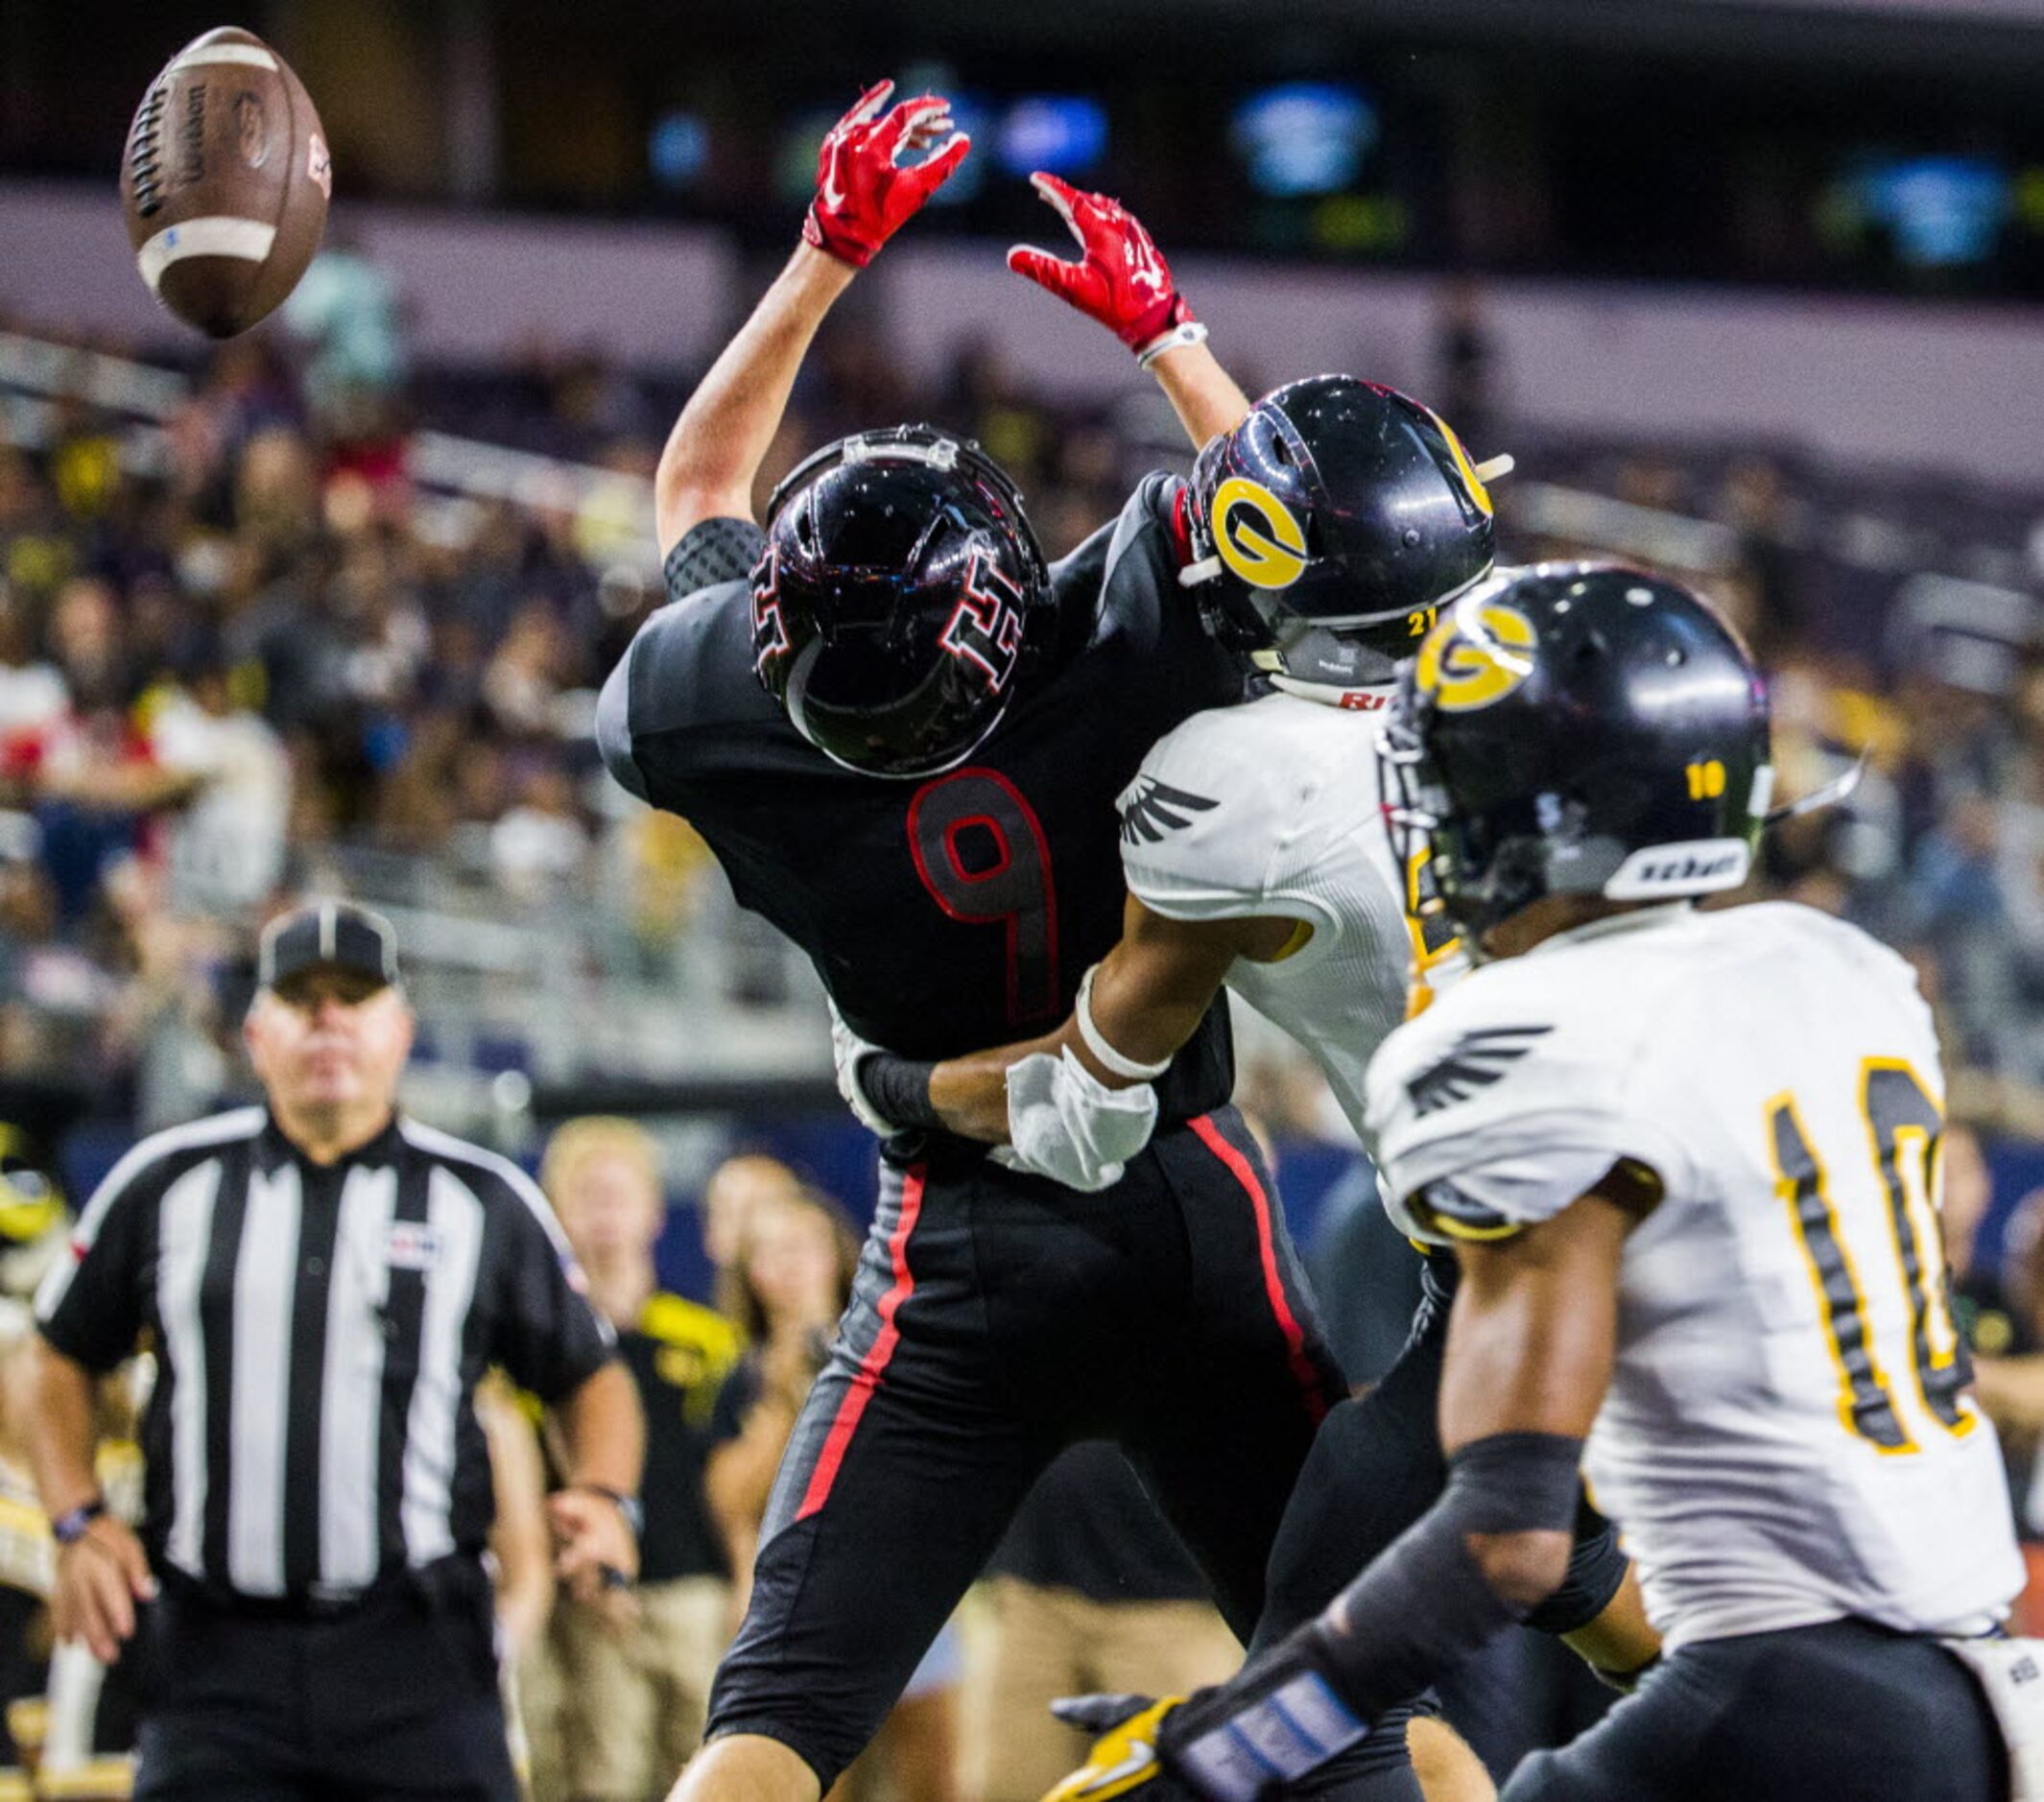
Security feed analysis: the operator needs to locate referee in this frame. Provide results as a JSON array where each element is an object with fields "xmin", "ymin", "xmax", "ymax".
[{"xmin": 23, "ymin": 900, "xmax": 645, "ymax": 1801}]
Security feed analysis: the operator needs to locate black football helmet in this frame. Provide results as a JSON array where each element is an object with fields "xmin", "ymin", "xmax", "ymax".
[
  {"xmin": 752, "ymin": 425, "xmax": 1054, "ymax": 779},
  {"xmin": 1379, "ymin": 562, "xmax": 1772, "ymax": 952},
  {"xmin": 1185, "ymin": 375, "xmax": 1501, "ymax": 688}
]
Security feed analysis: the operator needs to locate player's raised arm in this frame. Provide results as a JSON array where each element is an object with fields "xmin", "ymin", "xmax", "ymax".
[
  {"xmin": 654, "ymin": 81, "xmax": 969, "ymax": 555},
  {"xmin": 1008, "ymin": 174, "xmax": 1249, "ymax": 448}
]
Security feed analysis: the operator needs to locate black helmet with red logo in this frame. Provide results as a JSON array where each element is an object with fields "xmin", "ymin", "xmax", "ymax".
[
  {"xmin": 752, "ymin": 425, "xmax": 1055, "ymax": 779},
  {"xmin": 1185, "ymin": 375, "xmax": 1501, "ymax": 688}
]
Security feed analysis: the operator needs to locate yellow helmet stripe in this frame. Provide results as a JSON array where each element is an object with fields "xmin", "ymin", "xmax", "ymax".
[{"xmin": 1423, "ymin": 407, "xmax": 1496, "ymax": 519}]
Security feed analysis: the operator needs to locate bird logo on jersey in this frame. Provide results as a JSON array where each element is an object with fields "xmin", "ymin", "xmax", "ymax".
[
  {"xmin": 1414, "ymin": 599, "xmax": 1537, "ymax": 713},
  {"xmin": 1208, "ymin": 476, "xmax": 1309, "ymax": 590},
  {"xmin": 1117, "ymin": 775, "xmax": 1219, "ymax": 845},
  {"xmin": 1406, "ymin": 1024, "xmax": 1552, "ymax": 1116}
]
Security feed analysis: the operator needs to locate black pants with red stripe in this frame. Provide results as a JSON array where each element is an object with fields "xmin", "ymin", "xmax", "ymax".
[{"xmin": 705, "ymin": 1107, "xmax": 1343, "ymax": 1789}]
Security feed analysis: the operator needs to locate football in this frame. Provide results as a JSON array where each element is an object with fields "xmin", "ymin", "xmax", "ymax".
[{"xmin": 119, "ymin": 26, "xmax": 331, "ymax": 339}]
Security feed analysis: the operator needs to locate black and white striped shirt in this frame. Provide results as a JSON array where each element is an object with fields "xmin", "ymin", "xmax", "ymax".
[{"xmin": 36, "ymin": 1107, "xmax": 614, "ymax": 1605}]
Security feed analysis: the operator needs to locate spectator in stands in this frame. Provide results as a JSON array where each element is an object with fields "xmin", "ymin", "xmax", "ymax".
[
  {"xmin": 280, "ymin": 237, "xmax": 408, "ymax": 442},
  {"xmin": 696, "ymin": 1154, "xmax": 804, "ymax": 1321},
  {"xmin": 489, "ymin": 767, "xmax": 589, "ymax": 902},
  {"xmin": 142, "ymin": 646, "xmax": 290, "ymax": 918},
  {"xmin": 0, "ymin": 586, "xmax": 65, "ymax": 787},
  {"xmin": 541, "ymin": 1118, "xmax": 742, "ymax": 1802},
  {"xmin": 1945, "ymin": 1128, "xmax": 2044, "ymax": 1529}
]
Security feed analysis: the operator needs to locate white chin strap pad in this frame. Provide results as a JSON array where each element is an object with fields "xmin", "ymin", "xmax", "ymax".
[{"xmin": 1002, "ymin": 1047, "xmax": 1160, "ymax": 1193}]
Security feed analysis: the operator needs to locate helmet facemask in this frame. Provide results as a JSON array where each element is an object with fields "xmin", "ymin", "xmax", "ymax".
[{"xmin": 1378, "ymin": 685, "xmax": 1538, "ymax": 958}]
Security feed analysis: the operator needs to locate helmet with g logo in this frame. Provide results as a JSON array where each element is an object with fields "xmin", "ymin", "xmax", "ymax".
[
  {"xmin": 1380, "ymin": 563, "xmax": 1773, "ymax": 951},
  {"xmin": 1184, "ymin": 375, "xmax": 1501, "ymax": 688}
]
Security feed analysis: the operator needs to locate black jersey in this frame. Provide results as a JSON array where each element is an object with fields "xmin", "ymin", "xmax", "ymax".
[
  {"xmin": 597, "ymin": 476, "xmax": 1244, "ymax": 1123},
  {"xmin": 616, "ymin": 1292, "xmax": 743, "ymax": 1584}
]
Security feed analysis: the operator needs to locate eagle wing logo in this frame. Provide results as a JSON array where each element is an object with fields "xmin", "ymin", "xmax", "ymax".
[
  {"xmin": 1406, "ymin": 1025, "xmax": 1553, "ymax": 1116},
  {"xmin": 1118, "ymin": 776, "xmax": 1220, "ymax": 845}
]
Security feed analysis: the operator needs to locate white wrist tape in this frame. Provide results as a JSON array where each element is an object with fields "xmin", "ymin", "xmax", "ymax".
[
  {"xmin": 1004, "ymin": 1048, "xmax": 1160, "ymax": 1193},
  {"xmin": 1076, "ymin": 964, "xmax": 1174, "ymax": 1081},
  {"xmin": 1135, "ymin": 319, "xmax": 1208, "ymax": 368}
]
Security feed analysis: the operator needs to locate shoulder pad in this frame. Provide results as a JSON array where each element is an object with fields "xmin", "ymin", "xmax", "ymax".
[
  {"xmin": 1081, "ymin": 474, "xmax": 1186, "ymax": 645},
  {"xmin": 1366, "ymin": 959, "xmax": 1689, "ymax": 1243},
  {"xmin": 1117, "ymin": 705, "xmax": 1297, "ymax": 921}
]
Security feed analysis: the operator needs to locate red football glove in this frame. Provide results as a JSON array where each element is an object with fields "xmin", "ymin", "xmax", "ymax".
[
  {"xmin": 1007, "ymin": 174, "xmax": 1200, "ymax": 364},
  {"xmin": 802, "ymin": 79, "xmax": 971, "ymax": 269}
]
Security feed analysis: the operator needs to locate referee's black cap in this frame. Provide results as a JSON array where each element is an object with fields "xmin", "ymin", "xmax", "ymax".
[{"xmin": 258, "ymin": 900, "xmax": 402, "ymax": 993}]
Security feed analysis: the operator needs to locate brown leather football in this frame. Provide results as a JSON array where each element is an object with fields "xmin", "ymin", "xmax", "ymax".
[{"xmin": 119, "ymin": 27, "xmax": 331, "ymax": 339}]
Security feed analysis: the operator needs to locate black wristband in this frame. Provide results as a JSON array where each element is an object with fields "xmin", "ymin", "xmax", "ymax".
[
  {"xmin": 859, "ymin": 1053, "xmax": 946, "ymax": 1133},
  {"xmin": 53, "ymin": 1498, "xmax": 107, "ymax": 1546}
]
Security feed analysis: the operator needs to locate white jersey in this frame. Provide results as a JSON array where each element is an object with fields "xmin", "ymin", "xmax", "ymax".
[
  {"xmin": 1367, "ymin": 901, "xmax": 2023, "ymax": 1651},
  {"xmin": 1117, "ymin": 687, "xmax": 1452, "ymax": 1135}
]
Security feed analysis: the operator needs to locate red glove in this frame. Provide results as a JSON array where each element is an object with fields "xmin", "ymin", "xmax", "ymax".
[
  {"xmin": 1007, "ymin": 174, "xmax": 1202, "ymax": 364},
  {"xmin": 802, "ymin": 79, "xmax": 971, "ymax": 269}
]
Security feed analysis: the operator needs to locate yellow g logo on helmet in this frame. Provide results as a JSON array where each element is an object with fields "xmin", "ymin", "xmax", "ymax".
[
  {"xmin": 1210, "ymin": 477, "xmax": 1308, "ymax": 590},
  {"xmin": 1414, "ymin": 601, "xmax": 1537, "ymax": 713}
]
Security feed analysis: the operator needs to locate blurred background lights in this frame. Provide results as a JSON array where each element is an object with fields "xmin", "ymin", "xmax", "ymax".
[{"xmin": 1230, "ymin": 83, "xmax": 1379, "ymax": 198}]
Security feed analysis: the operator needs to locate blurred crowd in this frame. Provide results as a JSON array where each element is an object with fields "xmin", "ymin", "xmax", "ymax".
[{"xmin": 2, "ymin": 264, "xmax": 2043, "ymax": 1131}]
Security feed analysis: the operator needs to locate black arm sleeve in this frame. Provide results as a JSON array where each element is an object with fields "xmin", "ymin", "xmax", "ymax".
[
  {"xmin": 1523, "ymin": 1486, "xmax": 1631, "ymax": 1636},
  {"xmin": 665, "ymin": 516, "xmax": 767, "ymax": 597},
  {"xmin": 35, "ymin": 1169, "xmax": 150, "ymax": 1373},
  {"xmin": 489, "ymin": 1186, "xmax": 617, "ymax": 1404}
]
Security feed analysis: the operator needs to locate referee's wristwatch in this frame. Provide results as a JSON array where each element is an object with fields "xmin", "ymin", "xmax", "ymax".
[
  {"xmin": 52, "ymin": 1497, "xmax": 107, "ymax": 1546},
  {"xmin": 574, "ymin": 1482, "xmax": 643, "ymax": 1538}
]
